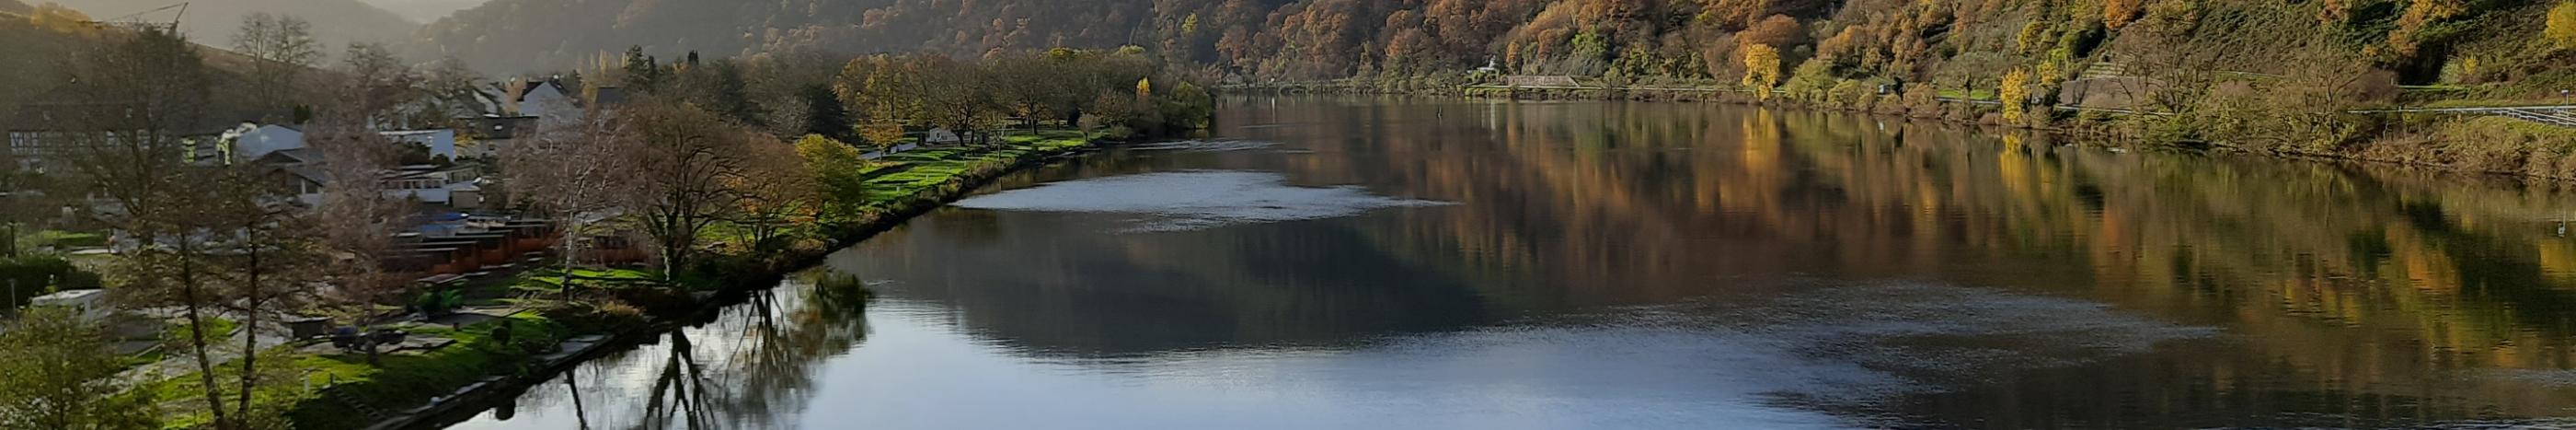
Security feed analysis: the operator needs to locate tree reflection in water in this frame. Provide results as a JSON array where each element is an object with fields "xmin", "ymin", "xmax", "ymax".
[{"xmin": 495, "ymin": 272, "xmax": 872, "ymax": 430}]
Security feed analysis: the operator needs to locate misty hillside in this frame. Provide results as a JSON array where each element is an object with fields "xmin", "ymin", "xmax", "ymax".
[
  {"xmin": 357, "ymin": 0, "xmax": 487, "ymax": 23},
  {"xmin": 420, "ymin": 0, "xmax": 1170, "ymax": 74},
  {"xmin": 52, "ymin": 0, "xmax": 419, "ymax": 50}
]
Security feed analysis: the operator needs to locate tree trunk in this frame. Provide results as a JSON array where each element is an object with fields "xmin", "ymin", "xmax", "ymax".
[
  {"xmin": 559, "ymin": 216, "xmax": 578, "ymax": 296},
  {"xmin": 177, "ymin": 238, "xmax": 233, "ymax": 429},
  {"xmin": 236, "ymin": 245, "xmax": 263, "ymax": 421}
]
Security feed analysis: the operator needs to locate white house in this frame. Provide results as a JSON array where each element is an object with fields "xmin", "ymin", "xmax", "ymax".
[
  {"xmin": 383, "ymin": 164, "xmax": 485, "ymax": 208},
  {"xmin": 516, "ymin": 81, "xmax": 580, "ymax": 120}
]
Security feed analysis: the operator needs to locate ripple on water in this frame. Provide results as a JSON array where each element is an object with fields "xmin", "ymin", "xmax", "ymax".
[
  {"xmin": 951, "ymin": 170, "xmax": 1452, "ymax": 232},
  {"xmin": 1128, "ymin": 139, "xmax": 1282, "ymax": 152}
]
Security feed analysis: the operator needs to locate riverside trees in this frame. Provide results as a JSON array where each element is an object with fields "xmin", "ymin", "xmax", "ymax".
[{"xmin": 503, "ymin": 46, "xmax": 1210, "ymax": 281}]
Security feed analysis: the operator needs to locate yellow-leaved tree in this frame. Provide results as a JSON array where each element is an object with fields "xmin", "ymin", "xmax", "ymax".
[
  {"xmin": 857, "ymin": 122, "xmax": 906, "ymax": 147},
  {"xmin": 1136, "ymin": 77, "xmax": 1155, "ymax": 105},
  {"xmin": 2000, "ymin": 67, "xmax": 2031, "ymax": 123},
  {"xmin": 2550, "ymin": 1, "xmax": 2576, "ymax": 51},
  {"xmin": 1741, "ymin": 43, "xmax": 1782, "ymax": 99}
]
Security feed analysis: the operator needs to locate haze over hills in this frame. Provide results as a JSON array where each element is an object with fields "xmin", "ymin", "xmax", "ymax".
[
  {"xmin": 356, "ymin": 0, "xmax": 486, "ymax": 23},
  {"xmin": 51, "ymin": 0, "xmax": 419, "ymax": 52},
  {"xmin": 420, "ymin": 0, "xmax": 1175, "ymax": 75}
]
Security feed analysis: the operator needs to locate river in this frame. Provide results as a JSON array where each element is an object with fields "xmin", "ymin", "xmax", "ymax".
[{"xmin": 436, "ymin": 96, "xmax": 2576, "ymax": 429}]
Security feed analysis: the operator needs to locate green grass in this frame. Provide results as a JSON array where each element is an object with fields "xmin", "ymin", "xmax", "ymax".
[
  {"xmin": 1937, "ymin": 88, "xmax": 1997, "ymax": 100},
  {"xmin": 511, "ymin": 267, "xmax": 666, "ymax": 295},
  {"xmin": 162, "ymin": 317, "xmax": 236, "ymax": 343},
  {"xmin": 852, "ymin": 134, "xmax": 1091, "ymax": 206},
  {"xmin": 141, "ymin": 312, "xmax": 567, "ymax": 430},
  {"xmin": 19, "ymin": 229, "xmax": 106, "ymax": 250}
]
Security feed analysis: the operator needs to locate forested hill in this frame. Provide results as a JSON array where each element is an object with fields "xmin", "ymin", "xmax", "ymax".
[
  {"xmin": 51, "ymin": 0, "xmax": 419, "ymax": 48},
  {"xmin": 422, "ymin": 0, "xmax": 2567, "ymax": 99},
  {"xmin": 420, "ymin": 0, "xmax": 1177, "ymax": 74}
]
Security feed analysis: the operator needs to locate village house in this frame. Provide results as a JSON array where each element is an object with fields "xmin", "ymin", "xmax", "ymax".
[
  {"xmin": 5, "ymin": 87, "xmax": 284, "ymax": 173},
  {"xmin": 460, "ymin": 115, "xmax": 539, "ymax": 158}
]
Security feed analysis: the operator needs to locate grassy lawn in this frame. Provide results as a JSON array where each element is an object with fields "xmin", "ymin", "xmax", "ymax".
[
  {"xmin": 141, "ymin": 312, "xmax": 566, "ymax": 429},
  {"xmin": 858, "ymin": 132, "xmax": 1090, "ymax": 204},
  {"xmin": 20, "ymin": 229, "xmax": 107, "ymax": 250},
  {"xmin": 507, "ymin": 267, "xmax": 666, "ymax": 296}
]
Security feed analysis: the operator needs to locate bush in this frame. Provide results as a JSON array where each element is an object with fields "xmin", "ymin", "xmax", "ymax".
[{"xmin": 1, "ymin": 255, "xmax": 102, "ymax": 309}]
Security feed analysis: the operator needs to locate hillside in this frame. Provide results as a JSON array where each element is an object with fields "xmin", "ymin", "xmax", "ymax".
[
  {"xmin": 0, "ymin": 4, "xmax": 104, "ymax": 122},
  {"xmin": 419, "ymin": 0, "xmax": 1168, "ymax": 74},
  {"xmin": 0, "ymin": 6, "xmax": 309, "ymax": 128},
  {"xmin": 418, "ymin": 0, "xmax": 2571, "ymax": 102},
  {"xmin": 52, "ymin": 0, "xmax": 419, "ymax": 50}
]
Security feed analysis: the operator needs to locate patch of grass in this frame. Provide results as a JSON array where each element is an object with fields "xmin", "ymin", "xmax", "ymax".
[
  {"xmin": 163, "ymin": 317, "xmax": 236, "ymax": 342},
  {"xmin": 142, "ymin": 313, "xmax": 568, "ymax": 430},
  {"xmin": 17, "ymin": 229, "xmax": 106, "ymax": 251},
  {"xmin": 1937, "ymin": 88, "xmax": 1996, "ymax": 100}
]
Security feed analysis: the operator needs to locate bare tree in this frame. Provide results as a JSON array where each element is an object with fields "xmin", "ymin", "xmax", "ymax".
[
  {"xmin": 337, "ymin": 42, "xmax": 421, "ymax": 129},
  {"xmin": 619, "ymin": 101, "xmax": 753, "ymax": 273},
  {"xmin": 302, "ymin": 116, "xmax": 411, "ymax": 365},
  {"xmin": 407, "ymin": 56, "xmax": 487, "ymax": 130},
  {"xmin": 196, "ymin": 163, "xmax": 319, "ymax": 424},
  {"xmin": 501, "ymin": 111, "xmax": 631, "ymax": 293},
  {"xmin": 231, "ymin": 13, "xmax": 321, "ymax": 111},
  {"xmin": 51, "ymin": 28, "xmax": 240, "ymax": 428}
]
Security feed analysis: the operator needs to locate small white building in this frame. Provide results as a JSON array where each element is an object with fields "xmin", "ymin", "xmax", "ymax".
[
  {"xmin": 29, "ymin": 289, "xmax": 109, "ymax": 322},
  {"xmin": 924, "ymin": 128, "xmax": 962, "ymax": 145}
]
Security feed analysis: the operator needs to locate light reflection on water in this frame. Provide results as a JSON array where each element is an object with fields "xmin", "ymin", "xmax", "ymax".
[{"xmin": 440, "ymin": 96, "xmax": 2576, "ymax": 429}]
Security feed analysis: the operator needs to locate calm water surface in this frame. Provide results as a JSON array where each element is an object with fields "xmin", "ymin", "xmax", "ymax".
[{"xmin": 441, "ymin": 97, "xmax": 2576, "ymax": 429}]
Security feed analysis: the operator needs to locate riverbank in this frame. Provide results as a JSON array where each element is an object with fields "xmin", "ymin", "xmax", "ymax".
[
  {"xmin": 137, "ymin": 133, "xmax": 1104, "ymax": 430},
  {"xmin": 1227, "ymin": 80, "xmax": 2576, "ymax": 183}
]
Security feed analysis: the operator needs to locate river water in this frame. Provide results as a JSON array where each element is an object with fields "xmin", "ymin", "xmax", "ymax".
[{"xmin": 439, "ymin": 97, "xmax": 2576, "ymax": 429}]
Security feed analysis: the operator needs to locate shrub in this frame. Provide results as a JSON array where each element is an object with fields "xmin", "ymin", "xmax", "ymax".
[{"xmin": 1, "ymin": 255, "xmax": 102, "ymax": 309}]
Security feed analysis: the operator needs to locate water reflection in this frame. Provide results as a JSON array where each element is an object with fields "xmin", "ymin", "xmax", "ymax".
[
  {"xmin": 443, "ymin": 274, "xmax": 871, "ymax": 429},
  {"xmin": 447, "ymin": 96, "xmax": 2576, "ymax": 429}
]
